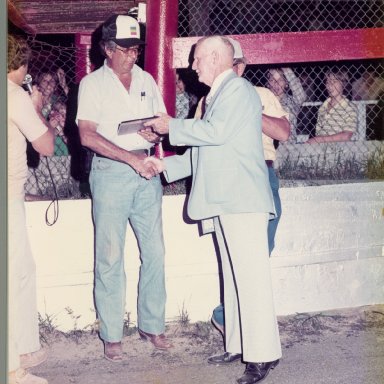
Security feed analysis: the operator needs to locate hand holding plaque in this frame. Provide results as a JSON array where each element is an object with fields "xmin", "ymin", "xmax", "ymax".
[{"xmin": 118, "ymin": 116, "xmax": 157, "ymax": 136}]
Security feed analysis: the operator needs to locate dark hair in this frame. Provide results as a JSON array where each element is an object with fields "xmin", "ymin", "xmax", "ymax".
[
  {"xmin": 36, "ymin": 70, "xmax": 58, "ymax": 87},
  {"xmin": 7, "ymin": 34, "xmax": 32, "ymax": 73},
  {"xmin": 325, "ymin": 69, "xmax": 349, "ymax": 88}
]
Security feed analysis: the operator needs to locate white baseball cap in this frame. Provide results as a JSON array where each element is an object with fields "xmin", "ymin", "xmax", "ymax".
[
  {"xmin": 227, "ymin": 37, "xmax": 244, "ymax": 59},
  {"xmin": 102, "ymin": 15, "xmax": 145, "ymax": 47}
]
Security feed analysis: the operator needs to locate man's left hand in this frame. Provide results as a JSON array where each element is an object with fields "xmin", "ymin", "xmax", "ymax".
[
  {"xmin": 138, "ymin": 127, "xmax": 163, "ymax": 143},
  {"xmin": 143, "ymin": 112, "xmax": 171, "ymax": 135}
]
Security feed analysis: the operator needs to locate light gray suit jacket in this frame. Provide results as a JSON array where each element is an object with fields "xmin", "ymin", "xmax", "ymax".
[{"xmin": 164, "ymin": 71, "xmax": 275, "ymax": 221}]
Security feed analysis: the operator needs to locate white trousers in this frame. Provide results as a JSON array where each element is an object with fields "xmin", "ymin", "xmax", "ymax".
[
  {"xmin": 214, "ymin": 213, "xmax": 282, "ymax": 363},
  {"xmin": 8, "ymin": 198, "xmax": 41, "ymax": 371}
]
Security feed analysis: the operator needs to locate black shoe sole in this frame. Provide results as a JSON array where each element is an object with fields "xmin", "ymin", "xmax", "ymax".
[
  {"xmin": 208, "ymin": 354, "xmax": 242, "ymax": 366},
  {"xmin": 236, "ymin": 359, "xmax": 280, "ymax": 384}
]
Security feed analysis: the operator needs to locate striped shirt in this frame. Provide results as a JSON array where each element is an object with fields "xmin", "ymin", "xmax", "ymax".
[{"xmin": 316, "ymin": 96, "xmax": 357, "ymax": 137}]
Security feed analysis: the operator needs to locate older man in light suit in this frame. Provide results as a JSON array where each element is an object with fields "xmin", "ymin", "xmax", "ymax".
[{"xmin": 141, "ymin": 35, "xmax": 282, "ymax": 384}]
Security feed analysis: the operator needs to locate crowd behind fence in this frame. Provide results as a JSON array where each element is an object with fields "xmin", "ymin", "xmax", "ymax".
[{"xmin": 22, "ymin": 0, "xmax": 384, "ymax": 200}]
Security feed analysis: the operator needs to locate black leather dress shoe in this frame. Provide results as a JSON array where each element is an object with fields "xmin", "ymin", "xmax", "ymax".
[
  {"xmin": 207, "ymin": 351, "xmax": 242, "ymax": 365},
  {"xmin": 236, "ymin": 359, "xmax": 279, "ymax": 384}
]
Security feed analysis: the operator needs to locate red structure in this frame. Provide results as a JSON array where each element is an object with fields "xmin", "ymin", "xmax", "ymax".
[
  {"xmin": 145, "ymin": 0, "xmax": 179, "ymax": 118},
  {"xmin": 73, "ymin": 1, "xmax": 384, "ymax": 117},
  {"xmin": 172, "ymin": 28, "xmax": 384, "ymax": 68}
]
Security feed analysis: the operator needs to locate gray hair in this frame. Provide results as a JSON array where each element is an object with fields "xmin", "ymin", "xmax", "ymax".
[{"xmin": 99, "ymin": 40, "xmax": 118, "ymax": 57}]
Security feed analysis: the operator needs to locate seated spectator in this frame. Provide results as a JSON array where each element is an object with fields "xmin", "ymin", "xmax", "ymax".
[
  {"xmin": 162, "ymin": 71, "xmax": 199, "ymax": 157},
  {"xmin": 37, "ymin": 69, "xmax": 68, "ymax": 117},
  {"xmin": 352, "ymin": 70, "xmax": 384, "ymax": 140},
  {"xmin": 352, "ymin": 70, "xmax": 384, "ymax": 101},
  {"xmin": 25, "ymin": 68, "xmax": 79, "ymax": 198},
  {"xmin": 49, "ymin": 99, "xmax": 68, "ymax": 156},
  {"xmin": 299, "ymin": 71, "xmax": 318, "ymax": 102},
  {"xmin": 37, "ymin": 68, "xmax": 69, "ymax": 154},
  {"xmin": 267, "ymin": 67, "xmax": 307, "ymax": 142},
  {"xmin": 175, "ymin": 70, "xmax": 198, "ymax": 119},
  {"xmin": 307, "ymin": 69, "xmax": 357, "ymax": 143}
]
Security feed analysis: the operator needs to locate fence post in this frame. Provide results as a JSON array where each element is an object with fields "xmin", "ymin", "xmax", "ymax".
[
  {"xmin": 145, "ymin": 0, "xmax": 179, "ymax": 118},
  {"xmin": 75, "ymin": 33, "xmax": 92, "ymax": 83}
]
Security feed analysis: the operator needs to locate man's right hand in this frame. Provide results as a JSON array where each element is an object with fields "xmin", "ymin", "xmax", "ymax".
[
  {"xmin": 129, "ymin": 153, "xmax": 159, "ymax": 179},
  {"xmin": 141, "ymin": 157, "xmax": 165, "ymax": 179}
]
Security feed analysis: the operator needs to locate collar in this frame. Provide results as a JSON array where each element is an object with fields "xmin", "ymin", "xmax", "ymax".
[
  {"xmin": 206, "ymin": 68, "xmax": 234, "ymax": 103},
  {"xmin": 324, "ymin": 95, "xmax": 350, "ymax": 109}
]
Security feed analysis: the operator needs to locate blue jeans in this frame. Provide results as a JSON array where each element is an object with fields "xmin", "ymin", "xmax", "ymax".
[
  {"xmin": 90, "ymin": 157, "xmax": 166, "ymax": 342},
  {"xmin": 212, "ymin": 166, "xmax": 282, "ymax": 327},
  {"xmin": 267, "ymin": 166, "xmax": 282, "ymax": 253}
]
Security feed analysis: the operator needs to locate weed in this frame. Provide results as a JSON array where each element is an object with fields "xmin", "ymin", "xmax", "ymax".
[
  {"xmin": 192, "ymin": 321, "xmax": 212, "ymax": 339},
  {"xmin": 366, "ymin": 148, "xmax": 384, "ymax": 179},
  {"xmin": 38, "ymin": 312, "xmax": 60, "ymax": 344},
  {"xmin": 64, "ymin": 307, "xmax": 85, "ymax": 343},
  {"xmin": 277, "ymin": 144, "xmax": 374, "ymax": 181},
  {"xmin": 178, "ymin": 302, "xmax": 190, "ymax": 327},
  {"xmin": 123, "ymin": 312, "xmax": 137, "ymax": 336}
]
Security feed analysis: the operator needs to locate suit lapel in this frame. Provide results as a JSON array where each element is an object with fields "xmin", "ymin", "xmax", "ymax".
[{"xmin": 204, "ymin": 71, "xmax": 237, "ymax": 119}]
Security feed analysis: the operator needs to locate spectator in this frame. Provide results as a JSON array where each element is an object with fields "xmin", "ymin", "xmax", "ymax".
[
  {"xmin": 26, "ymin": 69, "xmax": 69, "ymax": 169},
  {"xmin": 307, "ymin": 69, "xmax": 357, "ymax": 143},
  {"xmin": 352, "ymin": 69, "xmax": 384, "ymax": 140},
  {"xmin": 49, "ymin": 99, "xmax": 68, "ymax": 156},
  {"xmin": 352, "ymin": 70, "xmax": 384, "ymax": 101},
  {"xmin": 267, "ymin": 67, "xmax": 307, "ymax": 142},
  {"xmin": 76, "ymin": 14, "xmax": 172, "ymax": 362},
  {"xmin": 8, "ymin": 34, "xmax": 54, "ymax": 384},
  {"xmin": 175, "ymin": 71, "xmax": 198, "ymax": 119},
  {"xmin": 37, "ymin": 70, "xmax": 68, "ymax": 115},
  {"xmin": 299, "ymin": 71, "xmax": 318, "ymax": 102},
  {"xmin": 37, "ymin": 69, "xmax": 69, "ymax": 155},
  {"xmin": 25, "ymin": 68, "xmax": 76, "ymax": 199},
  {"xmin": 296, "ymin": 71, "xmax": 319, "ymax": 140}
]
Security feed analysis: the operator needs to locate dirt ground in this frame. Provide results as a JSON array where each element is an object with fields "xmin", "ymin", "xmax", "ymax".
[{"xmin": 30, "ymin": 305, "xmax": 384, "ymax": 384}]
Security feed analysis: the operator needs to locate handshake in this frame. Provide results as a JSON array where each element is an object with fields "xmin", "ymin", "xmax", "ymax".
[
  {"xmin": 136, "ymin": 112, "xmax": 172, "ymax": 179},
  {"xmin": 139, "ymin": 156, "xmax": 165, "ymax": 180}
]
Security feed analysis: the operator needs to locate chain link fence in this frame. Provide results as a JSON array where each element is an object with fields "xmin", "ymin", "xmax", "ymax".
[
  {"xmin": 23, "ymin": 0, "xmax": 383, "ymax": 200},
  {"xmin": 24, "ymin": 36, "xmax": 92, "ymax": 200},
  {"xmin": 178, "ymin": 0, "xmax": 384, "ymax": 36},
  {"xmin": 242, "ymin": 60, "xmax": 384, "ymax": 182},
  {"xmin": 178, "ymin": 0, "xmax": 384, "ymax": 184}
]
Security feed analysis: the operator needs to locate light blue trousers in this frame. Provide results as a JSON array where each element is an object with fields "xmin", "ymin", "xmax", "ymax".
[{"xmin": 90, "ymin": 157, "xmax": 166, "ymax": 342}]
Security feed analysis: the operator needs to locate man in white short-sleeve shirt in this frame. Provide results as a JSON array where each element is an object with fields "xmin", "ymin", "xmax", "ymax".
[{"xmin": 76, "ymin": 14, "xmax": 172, "ymax": 362}]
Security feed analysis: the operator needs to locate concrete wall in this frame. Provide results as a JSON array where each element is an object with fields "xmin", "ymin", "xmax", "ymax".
[{"xmin": 26, "ymin": 181, "xmax": 384, "ymax": 331}]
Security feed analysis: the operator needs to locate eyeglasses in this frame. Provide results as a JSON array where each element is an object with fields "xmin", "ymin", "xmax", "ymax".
[{"xmin": 115, "ymin": 46, "xmax": 142, "ymax": 56}]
